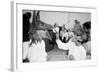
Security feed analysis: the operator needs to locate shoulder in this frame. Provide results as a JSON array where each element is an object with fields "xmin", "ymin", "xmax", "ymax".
[{"xmin": 41, "ymin": 40, "xmax": 45, "ymax": 44}]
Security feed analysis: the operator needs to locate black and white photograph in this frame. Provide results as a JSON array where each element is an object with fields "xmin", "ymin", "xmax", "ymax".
[
  {"xmin": 11, "ymin": 1, "xmax": 97, "ymax": 71},
  {"xmin": 22, "ymin": 10, "xmax": 91, "ymax": 63}
]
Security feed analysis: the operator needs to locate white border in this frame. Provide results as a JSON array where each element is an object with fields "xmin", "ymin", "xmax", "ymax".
[{"xmin": 12, "ymin": 1, "xmax": 97, "ymax": 72}]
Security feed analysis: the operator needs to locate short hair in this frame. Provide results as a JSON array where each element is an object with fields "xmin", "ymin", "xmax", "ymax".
[
  {"xmin": 83, "ymin": 21, "xmax": 91, "ymax": 30},
  {"xmin": 26, "ymin": 12, "xmax": 31, "ymax": 19}
]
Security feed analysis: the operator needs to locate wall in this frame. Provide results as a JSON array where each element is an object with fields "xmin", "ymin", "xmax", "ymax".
[{"xmin": 23, "ymin": 10, "xmax": 91, "ymax": 29}]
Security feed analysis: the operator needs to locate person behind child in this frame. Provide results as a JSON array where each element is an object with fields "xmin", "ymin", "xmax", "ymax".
[
  {"xmin": 53, "ymin": 23, "xmax": 59, "ymax": 34},
  {"xmin": 82, "ymin": 21, "xmax": 91, "ymax": 59}
]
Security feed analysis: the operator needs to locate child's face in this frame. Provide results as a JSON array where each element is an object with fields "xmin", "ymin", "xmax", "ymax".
[{"xmin": 72, "ymin": 36, "xmax": 82, "ymax": 46}]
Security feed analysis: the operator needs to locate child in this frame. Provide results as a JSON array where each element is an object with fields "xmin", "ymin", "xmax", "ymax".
[
  {"xmin": 23, "ymin": 32, "xmax": 47, "ymax": 62},
  {"xmin": 56, "ymin": 33, "xmax": 86, "ymax": 60}
]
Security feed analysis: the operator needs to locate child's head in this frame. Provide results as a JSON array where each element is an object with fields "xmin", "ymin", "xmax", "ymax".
[
  {"xmin": 33, "ymin": 32, "xmax": 42, "ymax": 42},
  {"xmin": 30, "ymin": 31, "xmax": 42, "ymax": 46},
  {"xmin": 73, "ymin": 20, "xmax": 83, "ymax": 36}
]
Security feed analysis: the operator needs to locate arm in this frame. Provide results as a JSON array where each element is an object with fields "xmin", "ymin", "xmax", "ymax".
[{"xmin": 56, "ymin": 39, "xmax": 73, "ymax": 50}]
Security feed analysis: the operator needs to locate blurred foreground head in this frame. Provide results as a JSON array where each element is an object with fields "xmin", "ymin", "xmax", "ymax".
[{"xmin": 73, "ymin": 20, "xmax": 83, "ymax": 36}]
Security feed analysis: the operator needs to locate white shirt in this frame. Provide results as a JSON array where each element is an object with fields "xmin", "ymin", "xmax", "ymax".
[
  {"xmin": 53, "ymin": 27, "xmax": 59, "ymax": 33},
  {"xmin": 23, "ymin": 40, "xmax": 47, "ymax": 62},
  {"xmin": 56, "ymin": 38, "xmax": 86, "ymax": 60}
]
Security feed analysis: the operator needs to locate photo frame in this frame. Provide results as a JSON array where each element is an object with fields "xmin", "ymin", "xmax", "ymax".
[{"xmin": 11, "ymin": 1, "xmax": 97, "ymax": 71}]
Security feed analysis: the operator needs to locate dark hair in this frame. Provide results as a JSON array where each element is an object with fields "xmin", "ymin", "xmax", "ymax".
[
  {"xmin": 83, "ymin": 21, "xmax": 91, "ymax": 30},
  {"xmin": 81, "ymin": 21, "xmax": 91, "ymax": 44},
  {"xmin": 23, "ymin": 12, "xmax": 31, "ymax": 42}
]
